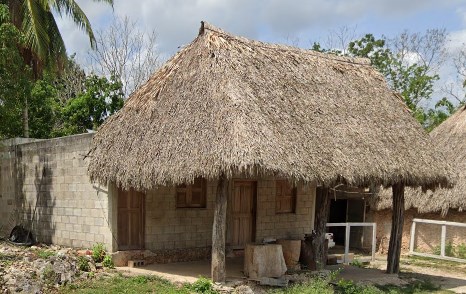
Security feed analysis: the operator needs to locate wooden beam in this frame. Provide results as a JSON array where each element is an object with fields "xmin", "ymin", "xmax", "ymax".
[
  {"xmin": 211, "ymin": 174, "xmax": 228, "ymax": 282},
  {"xmin": 386, "ymin": 183, "xmax": 404, "ymax": 274},
  {"xmin": 311, "ymin": 186, "xmax": 331, "ymax": 270}
]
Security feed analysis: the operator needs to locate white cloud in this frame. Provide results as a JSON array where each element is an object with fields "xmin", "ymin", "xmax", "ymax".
[{"xmin": 53, "ymin": 0, "xmax": 464, "ymax": 59}]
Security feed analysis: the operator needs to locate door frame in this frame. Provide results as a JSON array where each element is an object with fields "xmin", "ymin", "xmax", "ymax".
[
  {"xmin": 227, "ymin": 179, "xmax": 257, "ymax": 249},
  {"xmin": 116, "ymin": 188, "xmax": 145, "ymax": 251}
]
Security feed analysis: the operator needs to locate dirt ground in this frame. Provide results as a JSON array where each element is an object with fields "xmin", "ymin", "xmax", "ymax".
[{"xmin": 370, "ymin": 254, "xmax": 466, "ymax": 293}]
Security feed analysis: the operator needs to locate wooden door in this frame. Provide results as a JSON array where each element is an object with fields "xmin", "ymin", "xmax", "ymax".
[
  {"xmin": 117, "ymin": 188, "xmax": 145, "ymax": 250},
  {"xmin": 231, "ymin": 181, "xmax": 256, "ymax": 248}
]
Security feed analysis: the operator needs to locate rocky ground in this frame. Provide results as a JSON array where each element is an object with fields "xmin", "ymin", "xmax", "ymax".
[{"xmin": 0, "ymin": 240, "xmax": 114, "ymax": 294}]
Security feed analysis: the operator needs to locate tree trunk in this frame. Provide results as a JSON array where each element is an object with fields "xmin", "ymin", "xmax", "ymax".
[
  {"xmin": 23, "ymin": 96, "xmax": 29, "ymax": 138},
  {"xmin": 211, "ymin": 174, "xmax": 228, "ymax": 283},
  {"xmin": 386, "ymin": 183, "xmax": 405, "ymax": 274},
  {"xmin": 311, "ymin": 186, "xmax": 331, "ymax": 269}
]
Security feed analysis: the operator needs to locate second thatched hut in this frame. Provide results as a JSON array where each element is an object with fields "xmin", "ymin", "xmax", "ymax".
[{"xmin": 372, "ymin": 106, "xmax": 466, "ymax": 256}]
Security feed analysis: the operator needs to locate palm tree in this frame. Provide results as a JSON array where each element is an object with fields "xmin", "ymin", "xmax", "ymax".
[{"xmin": 3, "ymin": 0, "xmax": 113, "ymax": 137}]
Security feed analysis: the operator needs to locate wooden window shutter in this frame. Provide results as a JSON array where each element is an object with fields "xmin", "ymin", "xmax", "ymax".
[
  {"xmin": 275, "ymin": 180, "xmax": 297, "ymax": 214},
  {"xmin": 176, "ymin": 178, "xmax": 206, "ymax": 208}
]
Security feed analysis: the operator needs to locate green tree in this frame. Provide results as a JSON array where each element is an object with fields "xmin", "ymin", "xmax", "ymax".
[
  {"xmin": 2, "ymin": 0, "xmax": 113, "ymax": 137},
  {"xmin": 0, "ymin": 4, "xmax": 32, "ymax": 139},
  {"xmin": 344, "ymin": 33, "xmax": 449, "ymax": 130},
  {"xmin": 54, "ymin": 74, "xmax": 124, "ymax": 136},
  {"xmin": 3, "ymin": 0, "xmax": 113, "ymax": 71}
]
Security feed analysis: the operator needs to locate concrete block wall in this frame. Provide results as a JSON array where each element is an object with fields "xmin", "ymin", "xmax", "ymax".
[
  {"xmin": 144, "ymin": 177, "xmax": 316, "ymax": 251},
  {"xmin": 255, "ymin": 179, "xmax": 316, "ymax": 242},
  {"xmin": 0, "ymin": 134, "xmax": 113, "ymax": 250}
]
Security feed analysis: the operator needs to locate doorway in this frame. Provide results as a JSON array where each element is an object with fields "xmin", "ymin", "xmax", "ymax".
[
  {"xmin": 117, "ymin": 188, "xmax": 145, "ymax": 250},
  {"xmin": 230, "ymin": 181, "xmax": 257, "ymax": 248}
]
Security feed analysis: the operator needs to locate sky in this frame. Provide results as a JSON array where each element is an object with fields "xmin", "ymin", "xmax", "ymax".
[{"xmin": 56, "ymin": 0, "xmax": 466, "ymax": 105}]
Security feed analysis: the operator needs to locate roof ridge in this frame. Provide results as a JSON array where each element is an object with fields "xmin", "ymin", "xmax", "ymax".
[{"xmin": 198, "ymin": 21, "xmax": 371, "ymax": 66}]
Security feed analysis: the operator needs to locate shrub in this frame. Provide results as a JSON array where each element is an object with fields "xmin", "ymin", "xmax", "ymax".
[
  {"xmin": 91, "ymin": 243, "xmax": 106, "ymax": 263},
  {"xmin": 77, "ymin": 256, "xmax": 90, "ymax": 272},
  {"xmin": 103, "ymin": 255, "xmax": 114, "ymax": 268},
  {"xmin": 189, "ymin": 276, "xmax": 217, "ymax": 294}
]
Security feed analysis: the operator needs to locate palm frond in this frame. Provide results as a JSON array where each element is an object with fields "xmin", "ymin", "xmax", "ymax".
[
  {"xmin": 22, "ymin": 0, "xmax": 50, "ymax": 59},
  {"xmin": 52, "ymin": 0, "xmax": 96, "ymax": 48}
]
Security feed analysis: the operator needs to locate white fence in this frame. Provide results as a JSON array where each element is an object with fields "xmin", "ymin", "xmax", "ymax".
[
  {"xmin": 326, "ymin": 222, "xmax": 377, "ymax": 263},
  {"xmin": 409, "ymin": 218, "xmax": 466, "ymax": 263}
]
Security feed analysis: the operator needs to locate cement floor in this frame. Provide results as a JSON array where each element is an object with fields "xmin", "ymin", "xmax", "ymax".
[{"xmin": 117, "ymin": 257, "xmax": 245, "ymax": 284}]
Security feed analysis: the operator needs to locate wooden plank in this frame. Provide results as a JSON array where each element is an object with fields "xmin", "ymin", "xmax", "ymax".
[
  {"xmin": 440, "ymin": 225, "xmax": 447, "ymax": 257},
  {"xmin": 410, "ymin": 251, "xmax": 466, "ymax": 263},
  {"xmin": 211, "ymin": 174, "xmax": 228, "ymax": 283},
  {"xmin": 413, "ymin": 218, "xmax": 466, "ymax": 228},
  {"xmin": 409, "ymin": 221, "xmax": 416, "ymax": 254}
]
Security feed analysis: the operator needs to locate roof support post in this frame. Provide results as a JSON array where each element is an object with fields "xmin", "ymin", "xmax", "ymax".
[
  {"xmin": 211, "ymin": 173, "xmax": 228, "ymax": 283},
  {"xmin": 311, "ymin": 186, "xmax": 331, "ymax": 269},
  {"xmin": 386, "ymin": 183, "xmax": 405, "ymax": 274}
]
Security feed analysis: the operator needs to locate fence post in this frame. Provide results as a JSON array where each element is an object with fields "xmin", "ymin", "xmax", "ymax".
[
  {"xmin": 409, "ymin": 221, "xmax": 416, "ymax": 254},
  {"xmin": 344, "ymin": 223, "xmax": 350, "ymax": 263},
  {"xmin": 440, "ymin": 225, "xmax": 447, "ymax": 257}
]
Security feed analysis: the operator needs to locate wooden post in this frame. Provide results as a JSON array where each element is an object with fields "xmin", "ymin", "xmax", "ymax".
[
  {"xmin": 311, "ymin": 186, "xmax": 331, "ymax": 269},
  {"xmin": 211, "ymin": 173, "xmax": 228, "ymax": 283},
  {"xmin": 386, "ymin": 183, "xmax": 405, "ymax": 274}
]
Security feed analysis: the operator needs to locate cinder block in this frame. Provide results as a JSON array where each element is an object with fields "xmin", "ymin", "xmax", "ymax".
[{"xmin": 128, "ymin": 260, "xmax": 145, "ymax": 268}]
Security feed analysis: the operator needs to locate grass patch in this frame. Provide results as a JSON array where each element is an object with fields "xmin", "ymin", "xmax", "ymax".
[
  {"xmin": 60, "ymin": 275, "xmax": 192, "ymax": 294},
  {"xmin": 402, "ymin": 255, "xmax": 466, "ymax": 275},
  {"xmin": 269, "ymin": 277, "xmax": 333, "ymax": 294},
  {"xmin": 376, "ymin": 279, "xmax": 453, "ymax": 294},
  {"xmin": 37, "ymin": 249, "xmax": 55, "ymax": 259},
  {"xmin": 0, "ymin": 252, "xmax": 18, "ymax": 267}
]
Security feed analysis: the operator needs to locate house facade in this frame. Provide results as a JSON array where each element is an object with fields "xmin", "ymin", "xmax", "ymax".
[{"xmin": 0, "ymin": 134, "xmax": 316, "ymax": 262}]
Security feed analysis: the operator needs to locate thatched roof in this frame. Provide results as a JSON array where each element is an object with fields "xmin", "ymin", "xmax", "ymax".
[
  {"xmin": 87, "ymin": 21, "xmax": 452, "ymax": 191},
  {"xmin": 375, "ymin": 106, "xmax": 466, "ymax": 215}
]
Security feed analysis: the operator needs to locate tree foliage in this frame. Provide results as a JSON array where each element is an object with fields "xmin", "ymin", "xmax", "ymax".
[
  {"xmin": 55, "ymin": 74, "xmax": 124, "ymax": 136},
  {"xmin": 0, "ymin": 4, "xmax": 32, "ymax": 139}
]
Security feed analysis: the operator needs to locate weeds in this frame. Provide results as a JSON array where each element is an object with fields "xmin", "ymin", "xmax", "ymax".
[
  {"xmin": 102, "ymin": 255, "xmax": 114, "ymax": 268},
  {"xmin": 91, "ymin": 243, "xmax": 106, "ymax": 263},
  {"xmin": 37, "ymin": 250, "xmax": 55, "ymax": 259}
]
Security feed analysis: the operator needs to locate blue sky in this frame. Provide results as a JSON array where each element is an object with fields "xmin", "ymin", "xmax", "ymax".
[{"xmin": 56, "ymin": 0, "xmax": 466, "ymax": 105}]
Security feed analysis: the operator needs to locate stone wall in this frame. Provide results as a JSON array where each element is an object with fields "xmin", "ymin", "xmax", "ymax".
[
  {"xmin": 370, "ymin": 208, "xmax": 466, "ymax": 254},
  {"xmin": 0, "ymin": 134, "xmax": 113, "ymax": 250},
  {"xmin": 143, "ymin": 178, "xmax": 316, "ymax": 252}
]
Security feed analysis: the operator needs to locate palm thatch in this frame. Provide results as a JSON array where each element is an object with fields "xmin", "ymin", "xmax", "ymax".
[
  {"xmin": 87, "ymin": 21, "xmax": 452, "ymax": 191},
  {"xmin": 374, "ymin": 106, "xmax": 466, "ymax": 215}
]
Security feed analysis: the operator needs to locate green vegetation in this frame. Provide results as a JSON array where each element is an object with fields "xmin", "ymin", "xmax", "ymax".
[
  {"xmin": 91, "ymin": 243, "xmax": 106, "ymax": 263},
  {"xmin": 76, "ymin": 256, "xmax": 90, "ymax": 272},
  {"xmin": 433, "ymin": 242, "xmax": 466, "ymax": 259},
  {"xmin": 102, "ymin": 255, "xmax": 114, "ymax": 268},
  {"xmin": 61, "ymin": 275, "xmax": 193, "ymax": 294},
  {"xmin": 0, "ymin": 252, "xmax": 17, "ymax": 267},
  {"xmin": 313, "ymin": 31, "xmax": 458, "ymax": 132},
  {"xmin": 36, "ymin": 249, "xmax": 55, "ymax": 259},
  {"xmin": 402, "ymin": 255, "xmax": 466, "ymax": 275},
  {"xmin": 188, "ymin": 276, "xmax": 217, "ymax": 294},
  {"xmin": 270, "ymin": 278, "xmax": 333, "ymax": 294}
]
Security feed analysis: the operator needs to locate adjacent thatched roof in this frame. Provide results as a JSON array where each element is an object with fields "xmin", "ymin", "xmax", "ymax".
[
  {"xmin": 87, "ymin": 21, "xmax": 452, "ymax": 191},
  {"xmin": 375, "ymin": 106, "xmax": 466, "ymax": 215}
]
